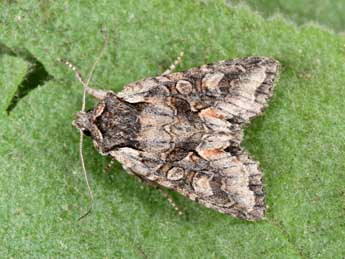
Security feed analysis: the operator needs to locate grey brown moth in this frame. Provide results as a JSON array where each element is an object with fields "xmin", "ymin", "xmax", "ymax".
[{"xmin": 69, "ymin": 56, "xmax": 279, "ymax": 221}]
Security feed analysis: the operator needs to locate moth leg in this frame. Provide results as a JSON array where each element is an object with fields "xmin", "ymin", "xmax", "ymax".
[
  {"xmin": 129, "ymin": 171, "xmax": 183, "ymax": 215},
  {"xmin": 85, "ymin": 87, "xmax": 108, "ymax": 100},
  {"xmin": 158, "ymin": 188, "xmax": 183, "ymax": 216},
  {"xmin": 103, "ymin": 158, "xmax": 116, "ymax": 174},
  {"xmin": 162, "ymin": 51, "xmax": 184, "ymax": 75}
]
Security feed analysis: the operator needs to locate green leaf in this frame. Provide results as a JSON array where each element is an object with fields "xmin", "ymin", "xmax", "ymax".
[
  {"xmin": 1, "ymin": 1, "xmax": 344, "ymax": 258},
  {"xmin": 231, "ymin": 0, "xmax": 345, "ymax": 32}
]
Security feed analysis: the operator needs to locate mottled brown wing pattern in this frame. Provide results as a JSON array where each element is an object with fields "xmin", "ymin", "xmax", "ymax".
[
  {"xmin": 118, "ymin": 57, "xmax": 278, "ymax": 124},
  {"xmin": 74, "ymin": 57, "xmax": 279, "ymax": 220}
]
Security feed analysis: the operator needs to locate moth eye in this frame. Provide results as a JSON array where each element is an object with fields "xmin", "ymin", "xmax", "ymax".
[{"xmin": 82, "ymin": 129, "xmax": 91, "ymax": 136}]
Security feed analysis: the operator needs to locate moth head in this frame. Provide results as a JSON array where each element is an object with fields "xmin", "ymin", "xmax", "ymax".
[
  {"xmin": 72, "ymin": 96, "xmax": 141, "ymax": 153},
  {"xmin": 73, "ymin": 111, "xmax": 93, "ymax": 136},
  {"xmin": 73, "ymin": 101, "xmax": 106, "ymax": 137},
  {"xmin": 73, "ymin": 109, "xmax": 105, "ymax": 154}
]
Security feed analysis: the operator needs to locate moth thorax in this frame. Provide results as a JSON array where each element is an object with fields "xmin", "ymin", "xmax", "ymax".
[{"xmin": 92, "ymin": 95, "xmax": 142, "ymax": 151}]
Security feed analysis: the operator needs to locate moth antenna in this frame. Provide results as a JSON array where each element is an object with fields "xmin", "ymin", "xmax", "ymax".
[
  {"xmin": 77, "ymin": 27, "xmax": 109, "ymax": 220},
  {"xmin": 162, "ymin": 51, "xmax": 184, "ymax": 75},
  {"xmin": 84, "ymin": 26, "xmax": 109, "ymax": 90},
  {"xmin": 58, "ymin": 27, "xmax": 109, "ymax": 220},
  {"xmin": 57, "ymin": 58, "xmax": 87, "ymax": 87},
  {"xmin": 57, "ymin": 58, "xmax": 94, "ymax": 220},
  {"xmin": 77, "ymin": 129, "xmax": 94, "ymax": 221}
]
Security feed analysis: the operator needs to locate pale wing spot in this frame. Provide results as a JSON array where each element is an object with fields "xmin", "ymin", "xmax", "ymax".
[
  {"xmin": 221, "ymin": 165, "xmax": 255, "ymax": 211},
  {"xmin": 110, "ymin": 148, "xmax": 151, "ymax": 176},
  {"xmin": 237, "ymin": 67, "xmax": 266, "ymax": 100},
  {"xmin": 192, "ymin": 173, "xmax": 213, "ymax": 196},
  {"xmin": 176, "ymin": 80, "xmax": 193, "ymax": 95},
  {"xmin": 117, "ymin": 79, "xmax": 163, "ymax": 103},
  {"xmin": 202, "ymin": 72, "xmax": 224, "ymax": 91},
  {"xmin": 167, "ymin": 167, "xmax": 185, "ymax": 180}
]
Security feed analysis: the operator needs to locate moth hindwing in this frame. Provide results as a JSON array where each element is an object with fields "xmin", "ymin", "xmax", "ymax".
[{"xmin": 73, "ymin": 56, "xmax": 280, "ymax": 220}]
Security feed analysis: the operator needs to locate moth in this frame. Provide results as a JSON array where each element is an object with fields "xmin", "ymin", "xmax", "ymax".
[{"xmin": 66, "ymin": 54, "xmax": 279, "ymax": 221}]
